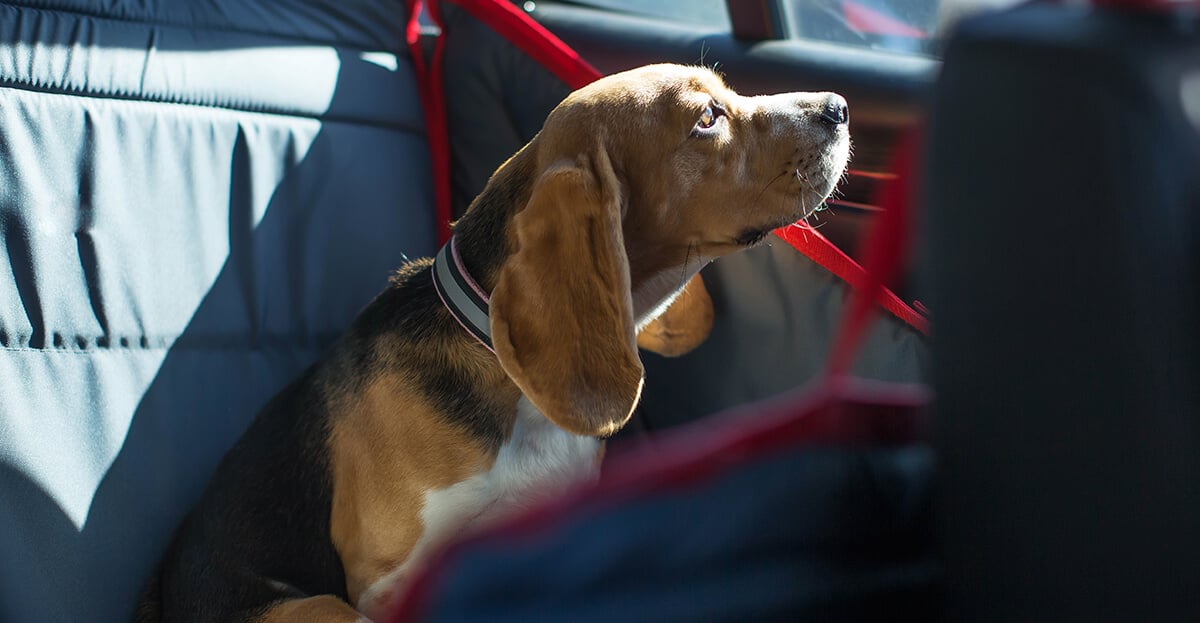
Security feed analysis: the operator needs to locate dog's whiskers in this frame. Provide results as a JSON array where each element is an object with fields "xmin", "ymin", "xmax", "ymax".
[
  {"xmin": 792, "ymin": 169, "xmax": 826, "ymax": 223},
  {"xmin": 753, "ymin": 170, "xmax": 790, "ymax": 207}
]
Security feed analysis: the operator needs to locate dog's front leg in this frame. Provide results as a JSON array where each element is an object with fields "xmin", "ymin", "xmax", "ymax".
[
  {"xmin": 351, "ymin": 473, "xmax": 496, "ymax": 621},
  {"xmin": 256, "ymin": 595, "xmax": 371, "ymax": 623}
]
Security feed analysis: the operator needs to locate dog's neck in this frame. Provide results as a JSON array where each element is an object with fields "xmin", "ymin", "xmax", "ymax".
[
  {"xmin": 450, "ymin": 143, "xmax": 538, "ymax": 297},
  {"xmin": 431, "ymin": 237, "xmax": 494, "ymax": 352}
]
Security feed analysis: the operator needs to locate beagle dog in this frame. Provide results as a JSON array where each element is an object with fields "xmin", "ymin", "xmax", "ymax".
[{"xmin": 138, "ymin": 63, "xmax": 850, "ymax": 623}]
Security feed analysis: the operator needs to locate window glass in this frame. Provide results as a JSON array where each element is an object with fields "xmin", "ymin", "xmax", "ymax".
[
  {"xmin": 785, "ymin": 0, "xmax": 1019, "ymax": 57},
  {"xmin": 556, "ymin": 0, "xmax": 731, "ymax": 30},
  {"xmin": 550, "ymin": 0, "xmax": 1018, "ymax": 56}
]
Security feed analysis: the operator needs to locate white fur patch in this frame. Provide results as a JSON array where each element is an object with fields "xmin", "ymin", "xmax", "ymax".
[{"xmin": 357, "ymin": 397, "xmax": 599, "ymax": 617}]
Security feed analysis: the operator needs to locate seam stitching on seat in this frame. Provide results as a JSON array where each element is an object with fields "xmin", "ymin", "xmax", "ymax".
[
  {"xmin": 0, "ymin": 0, "xmax": 404, "ymax": 52},
  {"xmin": 0, "ymin": 77, "xmax": 427, "ymax": 134}
]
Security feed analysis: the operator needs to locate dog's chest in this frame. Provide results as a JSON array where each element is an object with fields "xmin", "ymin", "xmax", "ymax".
[
  {"xmin": 488, "ymin": 397, "xmax": 602, "ymax": 501},
  {"xmin": 422, "ymin": 397, "xmax": 599, "ymax": 537},
  {"xmin": 357, "ymin": 398, "xmax": 599, "ymax": 615}
]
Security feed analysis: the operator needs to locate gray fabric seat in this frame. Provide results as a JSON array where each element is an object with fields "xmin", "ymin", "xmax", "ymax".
[{"xmin": 0, "ymin": 2, "xmax": 434, "ymax": 621}]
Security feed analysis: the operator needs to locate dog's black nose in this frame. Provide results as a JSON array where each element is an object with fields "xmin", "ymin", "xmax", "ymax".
[{"xmin": 819, "ymin": 94, "xmax": 849, "ymax": 126}]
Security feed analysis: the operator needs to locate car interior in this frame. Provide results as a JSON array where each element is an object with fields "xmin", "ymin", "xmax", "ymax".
[{"xmin": 1, "ymin": 0, "xmax": 1196, "ymax": 620}]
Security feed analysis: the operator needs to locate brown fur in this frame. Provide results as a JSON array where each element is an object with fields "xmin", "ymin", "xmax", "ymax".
[
  {"xmin": 328, "ymin": 375, "xmax": 506, "ymax": 604},
  {"xmin": 636, "ymin": 274, "xmax": 715, "ymax": 357},
  {"xmin": 257, "ymin": 596, "xmax": 364, "ymax": 623},
  {"xmin": 491, "ymin": 149, "xmax": 645, "ymax": 437}
]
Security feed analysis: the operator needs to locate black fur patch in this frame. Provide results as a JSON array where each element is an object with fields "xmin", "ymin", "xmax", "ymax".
[{"xmin": 155, "ymin": 369, "xmax": 347, "ymax": 622}]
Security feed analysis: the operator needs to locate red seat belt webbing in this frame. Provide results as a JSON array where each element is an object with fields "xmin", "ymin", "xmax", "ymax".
[{"xmin": 406, "ymin": 0, "xmax": 453, "ymax": 243}]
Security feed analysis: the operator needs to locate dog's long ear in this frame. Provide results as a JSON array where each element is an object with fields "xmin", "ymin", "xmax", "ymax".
[
  {"xmin": 636, "ymin": 273, "xmax": 714, "ymax": 357},
  {"xmin": 490, "ymin": 150, "xmax": 644, "ymax": 437}
]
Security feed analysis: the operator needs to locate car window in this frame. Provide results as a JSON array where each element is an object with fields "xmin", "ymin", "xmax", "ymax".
[
  {"xmin": 548, "ymin": 1, "xmax": 1021, "ymax": 56},
  {"xmin": 784, "ymin": 0, "xmax": 1020, "ymax": 57},
  {"xmin": 554, "ymin": 0, "xmax": 732, "ymax": 30}
]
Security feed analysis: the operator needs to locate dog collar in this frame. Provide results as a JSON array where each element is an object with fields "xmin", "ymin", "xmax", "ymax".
[{"xmin": 432, "ymin": 236, "xmax": 494, "ymax": 352}]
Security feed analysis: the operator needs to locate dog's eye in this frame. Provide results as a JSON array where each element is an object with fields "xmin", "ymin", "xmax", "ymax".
[{"xmin": 696, "ymin": 102, "xmax": 725, "ymax": 130}]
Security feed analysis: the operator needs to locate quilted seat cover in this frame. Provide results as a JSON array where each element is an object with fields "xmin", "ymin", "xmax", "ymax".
[{"xmin": 0, "ymin": 2, "xmax": 434, "ymax": 620}]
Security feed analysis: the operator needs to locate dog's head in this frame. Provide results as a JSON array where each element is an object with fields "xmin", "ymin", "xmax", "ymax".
[{"xmin": 487, "ymin": 63, "xmax": 851, "ymax": 437}]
